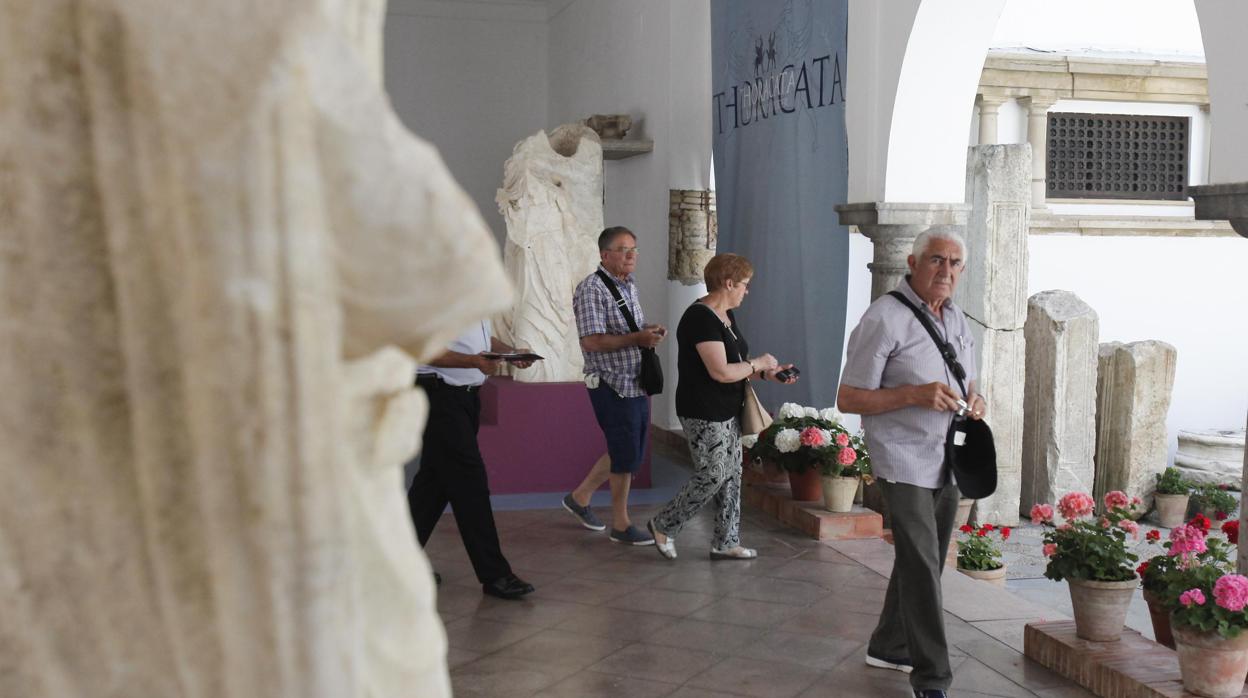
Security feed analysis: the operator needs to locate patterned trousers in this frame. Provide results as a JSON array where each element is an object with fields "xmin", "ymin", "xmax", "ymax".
[{"xmin": 653, "ymin": 416, "xmax": 742, "ymax": 550}]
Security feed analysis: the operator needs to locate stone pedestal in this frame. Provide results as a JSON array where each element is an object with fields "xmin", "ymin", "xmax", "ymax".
[
  {"xmin": 956, "ymin": 144, "xmax": 1031, "ymax": 524},
  {"xmin": 1174, "ymin": 428, "xmax": 1246, "ymax": 489},
  {"xmin": 1022, "ymin": 291, "xmax": 1099, "ymax": 512},
  {"xmin": 1093, "ymin": 341, "xmax": 1178, "ymax": 508}
]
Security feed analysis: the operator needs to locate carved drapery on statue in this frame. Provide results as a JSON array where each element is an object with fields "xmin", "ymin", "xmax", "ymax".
[
  {"xmin": 0, "ymin": 1, "xmax": 511, "ymax": 696},
  {"xmin": 495, "ymin": 124, "xmax": 604, "ymax": 383}
]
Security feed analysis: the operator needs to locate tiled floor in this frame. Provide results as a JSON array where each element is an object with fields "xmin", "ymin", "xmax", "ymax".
[{"xmin": 425, "ymin": 489, "xmax": 1099, "ymax": 697}]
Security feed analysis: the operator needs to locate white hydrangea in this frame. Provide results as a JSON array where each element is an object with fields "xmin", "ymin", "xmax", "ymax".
[
  {"xmin": 774, "ymin": 428, "xmax": 802, "ymax": 453},
  {"xmin": 740, "ymin": 434, "xmax": 759, "ymax": 449},
  {"xmin": 803, "ymin": 406, "xmax": 819, "ymax": 419},
  {"xmin": 818, "ymin": 429, "xmax": 834, "ymax": 447},
  {"xmin": 820, "ymin": 407, "xmax": 844, "ymax": 424},
  {"xmin": 778, "ymin": 402, "xmax": 805, "ymax": 420}
]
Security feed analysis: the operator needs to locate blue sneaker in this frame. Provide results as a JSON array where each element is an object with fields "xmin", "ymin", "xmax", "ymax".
[
  {"xmin": 913, "ymin": 690, "xmax": 947, "ymax": 698},
  {"xmin": 865, "ymin": 652, "xmax": 913, "ymax": 674},
  {"xmin": 562, "ymin": 494, "xmax": 606, "ymax": 531},
  {"xmin": 609, "ymin": 525, "xmax": 655, "ymax": 546}
]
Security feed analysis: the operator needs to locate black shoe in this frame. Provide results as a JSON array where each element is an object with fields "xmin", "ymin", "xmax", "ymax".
[
  {"xmin": 913, "ymin": 690, "xmax": 947, "ymax": 698},
  {"xmin": 483, "ymin": 574, "xmax": 535, "ymax": 600},
  {"xmin": 434, "ymin": 571, "xmax": 442, "ymax": 587}
]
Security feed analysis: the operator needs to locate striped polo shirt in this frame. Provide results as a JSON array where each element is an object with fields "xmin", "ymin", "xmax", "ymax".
[{"xmin": 839, "ymin": 277, "xmax": 978, "ymax": 489}]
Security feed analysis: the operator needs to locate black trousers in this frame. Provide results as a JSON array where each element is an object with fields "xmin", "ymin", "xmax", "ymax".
[{"xmin": 407, "ymin": 378, "xmax": 511, "ymax": 584}]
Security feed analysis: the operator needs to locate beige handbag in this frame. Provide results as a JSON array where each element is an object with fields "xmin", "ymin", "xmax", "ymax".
[{"xmin": 740, "ymin": 380, "xmax": 773, "ymax": 436}]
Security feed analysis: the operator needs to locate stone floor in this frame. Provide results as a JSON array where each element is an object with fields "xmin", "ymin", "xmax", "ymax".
[{"xmin": 427, "ymin": 500, "xmax": 1099, "ymax": 696}]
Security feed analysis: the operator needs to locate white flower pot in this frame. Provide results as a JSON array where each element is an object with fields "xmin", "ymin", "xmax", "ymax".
[{"xmin": 822, "ymin": 475, "xmax": 858, "ymax": 513}]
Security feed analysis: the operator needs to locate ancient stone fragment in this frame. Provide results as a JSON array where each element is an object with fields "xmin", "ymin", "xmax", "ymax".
[
  {"xmin": 1094, "ymin": 341, "xmax": 1178, "ymax": 507},
  {"xmin": 668, "ymin": 189, "xmax": 718, "ymax": 285}
]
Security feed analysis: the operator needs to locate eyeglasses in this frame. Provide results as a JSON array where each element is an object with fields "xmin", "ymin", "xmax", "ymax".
[
  {"xmin": 924, "ymin": 255, "xmax": 964, "ymax": 270},
  {"xmin": 608, "ymin": 246, "xmax": 640, "ymax": 256}
]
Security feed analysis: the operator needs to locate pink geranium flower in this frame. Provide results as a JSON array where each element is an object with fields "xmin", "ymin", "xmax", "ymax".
[
  {"xmin": 1030, "ymin": 503, "xmax": 1054, "ymax": 525},
  {"xmin": 1118, "ymin": 520, "xmax": 1139, "ymax": 538},
  {"xmin": 1058, "ymin": 492, "xmax": 1095, "ymax": 520},
  {"xmin": 1103, "ymin": 490, "xmax": 1130, "ymax": 511},
  {"xmin": 799, "ymin": 427, "xmax": 825, "ymax": 447},
  {"xmin": 837, "ymin": 447, "xmax": 857, "ymax": 465},
  {"xmin": 1169, "ymin": 524, "xmax": 1208, "ymax": 558},
  {"xmin": 1214, "ymin": 575, "xmax": 1248, "ymax": 612},
  {"xmin": 1180, "ymin": 588, "xmax": 1207, "ymax": 607},
  {"xmin": 1043, "ymin": 543, "xmax": 1057, "ymax": 557},
  {"xmin": 835, "ymin": 432, "xmax": 850, "ymax": 447}
]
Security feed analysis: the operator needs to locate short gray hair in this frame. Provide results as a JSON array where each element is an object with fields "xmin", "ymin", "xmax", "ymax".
[{"xmin": 911, "ymin": 225, "xmax": 967, "ymax": 260}]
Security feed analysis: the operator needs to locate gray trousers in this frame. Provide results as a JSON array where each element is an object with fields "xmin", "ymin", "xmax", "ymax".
[{"xmin": 868, "ymin": 479, "xmax": 960, "ymax": 691}]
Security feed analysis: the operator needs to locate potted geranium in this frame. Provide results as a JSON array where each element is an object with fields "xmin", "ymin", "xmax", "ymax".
[
  {"xmin": 1155, "ymin": 519, "xmax": 1248, "ymax": 697},
  {"xmin": 819, "ymin": 428, "xmax": 871, "ymax": 513},
  {"xmin": 1154, "ymin": 466, "xmax": 1192, "ymax": 528},
  {"xmin": 1031, "ymin": 490, "xmax": 1142, "ymax": 641},
  {"xmin": 1138, "ymin": 514, "xmax": 1235, "ymax": 650},
  {"xmin": 955, "ymin": 523, "xmax": 1010, "ymax": 586},
  {"xmin": 745, "ymin": 403, "xmax": 863, "ymax": 502},
  {"xmin": 1191, "ymin": 483, "xmax": 1239, "ymax": 522}
]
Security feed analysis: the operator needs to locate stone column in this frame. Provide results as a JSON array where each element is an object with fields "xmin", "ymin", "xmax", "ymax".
[
  {"xmin": 956, "ymin": 144, "xmax": 1031, "ymax": 525},
  {"xmin": 1093, "ymin": 341, "xmax": 1177, "ymax": 508},
  {"xmin": 1023, "ymin": 96, "xmax": 1057, "ymax": 209},
  {"xmin": 835, "ymin": 202, "xmax": 970, "ymax": 301},
  {"xmin": 668, "ymin": 189, "xmax": 717, "ymax": 284},
  {"xmin": 977, "ymin": 95, "xmax": 1007, "ymax": 146},
  {"xmin": 1021, "ymin": 291, "xmax": 1099, "ymax": 512}
]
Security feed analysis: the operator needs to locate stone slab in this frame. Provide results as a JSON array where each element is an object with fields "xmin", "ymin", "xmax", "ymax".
[
  {"xmin": 1024, "ymin": 620, "xmax": 1248, "ymax": 697},
  {"xmin": 1022, "ymin": 291, "xmax": 1099, "ymax": 513},
  {"xmin": 1174, "ymin": 428, "xmax": 1246, "ymax": 490},
  {"xmin": 741, "ymin": 473, "xmax": 883, "ymax": 541},
  {"xmin": 1094, "ymin": 341, "xmax": 1177, "ymax": 508}
]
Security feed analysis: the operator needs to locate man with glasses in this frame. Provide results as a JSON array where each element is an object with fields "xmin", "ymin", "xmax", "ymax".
[
  {"xmin": 836, "ymin": 226, "xmax": 987, "ymax": 698},
  {"xmin": 563, "ymin": 226, "xmax": 666, "ymax": 545}
]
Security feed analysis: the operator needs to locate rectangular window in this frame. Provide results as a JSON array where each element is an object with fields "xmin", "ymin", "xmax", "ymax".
[{"xmin": 1046, "ymin": 113, "xmax": 1189, "ymax": 201}]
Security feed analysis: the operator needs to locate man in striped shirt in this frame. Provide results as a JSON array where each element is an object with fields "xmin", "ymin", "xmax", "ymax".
[
  {"xmin": 837, "ymin": 227, "xmax": 987, "ymax": 698},
  {"xmin": 563, "ymin": 226, "xmax": 667, "ymax": 546}
]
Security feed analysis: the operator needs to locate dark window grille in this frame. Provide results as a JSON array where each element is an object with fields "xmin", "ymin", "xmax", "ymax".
[{"xmin": 1046, "ymin": 113, "xmax": 1189, "ymax": 201}]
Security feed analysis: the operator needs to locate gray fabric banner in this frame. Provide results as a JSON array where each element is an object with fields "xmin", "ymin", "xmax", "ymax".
[{"xmin": 711, "ymin": 0, "xmax": 850, "ymax": 411}]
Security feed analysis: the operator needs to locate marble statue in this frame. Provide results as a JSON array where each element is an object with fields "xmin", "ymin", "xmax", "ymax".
[
  {"xmin": 495, "ymin": 124, "xmax": 604, "ymax": 383},
  {"xmin": 0, "ymin": 1, "xmax": 510, "ymax": 696}
]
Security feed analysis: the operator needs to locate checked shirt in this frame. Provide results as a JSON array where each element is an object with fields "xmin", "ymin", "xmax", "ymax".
[{"xmin": 573, "ymin": 265, "xmax": 645, "ymax": 398}]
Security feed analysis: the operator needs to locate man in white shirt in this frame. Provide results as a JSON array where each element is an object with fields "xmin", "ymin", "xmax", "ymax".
[{"xmin": 407, "ymin": 319, "xmax": 536, "ymax": 600}]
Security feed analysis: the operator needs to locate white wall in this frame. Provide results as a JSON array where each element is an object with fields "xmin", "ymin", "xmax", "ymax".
[
  {"xmin": 547, "ymin": 0, "xmax": 713, "ymax": 429},
  {"xmin": 384, "ymin": 0, "xmax": 549, "ymax": 245}
]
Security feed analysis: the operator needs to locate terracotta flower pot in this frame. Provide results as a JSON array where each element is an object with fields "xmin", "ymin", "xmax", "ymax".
[
  {"xmin": 1171, "ymin": 618, "xmax": 1248, "ymax": 698},
  {"xmin": 1142, "ymin": 588, "xmax": 1175, "ymax": 649},
  {"xmin": 821, "ymin": 475, "xmax": 858, "ymax": 512},
  {"xmin": 1067, "ymin": 577, "xmax": 1138, "ymax": 641},
  {"xmin": 1154, "ymin": 493, "xmax": 1190, "ymax": 528},
  {"xmin": 957, "ymin": 564, "xmax": 1006, "ymax": 587},
  {"xmin": 787, "ymin": 468, "xmax": 822, "ymax": 501}
]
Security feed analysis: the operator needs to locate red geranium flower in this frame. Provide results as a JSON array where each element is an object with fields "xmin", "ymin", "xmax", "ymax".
[
  {"xmin": 1137, "ymin": 560, "xmax": 1150, "ymax": 577},
  {"xmin": 1000, "ymin": 527, "xmax": 1011, "ymax": 540},
  {"xmin": 959, "ymin": 524, "xmax": 973, "ymax": 533},
  {"xmin": 1223, "ymin": 519, "xmax": 1240, "ymax": 545},
  {"xmin": 1146, "ymin": 529, "xmax": 1161, "ymax": 542},
  {"xmin": 1216, "ymin": 511, "xmax": 1228, "ymax": 521},
  {"xmin": 981, "ymin": 523, "xmax": 995, "ymax": 532},
  {"xmin": 1190, "ymin": 513, "xmax": 1212, "ymax": 533}
]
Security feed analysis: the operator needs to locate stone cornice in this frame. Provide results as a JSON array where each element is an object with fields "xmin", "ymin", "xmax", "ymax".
[
  {"xmin": 1029, "ymin": 212, "xmax": 1236, "ymax": 238},
  {"xmin": 979, "ymin": 52, "xmax": 1208, "ymax": 105}
]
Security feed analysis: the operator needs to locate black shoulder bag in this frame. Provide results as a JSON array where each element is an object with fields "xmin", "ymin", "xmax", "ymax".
[
  {"xmin": 596, "ymin": 270, "xmax": 663, "ymax": 396},
  {"xmin": 887, "ymin": 291, "xmax": 997, "ymax": 499}
]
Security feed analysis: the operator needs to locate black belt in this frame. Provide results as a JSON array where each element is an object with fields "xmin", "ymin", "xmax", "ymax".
[{"xmin": 416, "ymin": 374, "xmax": 481, "ymax": 393}]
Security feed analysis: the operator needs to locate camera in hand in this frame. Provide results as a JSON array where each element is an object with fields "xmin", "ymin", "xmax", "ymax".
[
  {"xmin": 954, "ymin": 398, "xmax": 969, "ymax": 418},
  {"xmin": 774, "ymin": 366, "xmax": 800, "ymax": 382}
]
